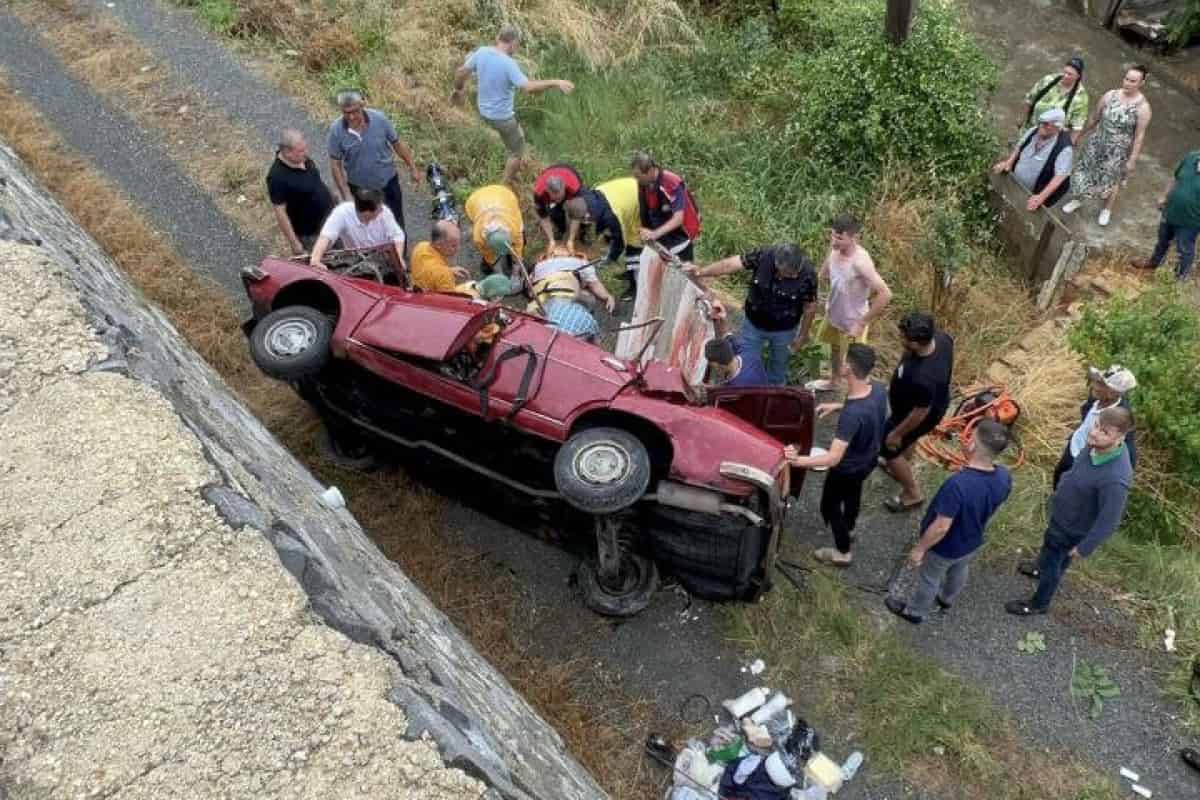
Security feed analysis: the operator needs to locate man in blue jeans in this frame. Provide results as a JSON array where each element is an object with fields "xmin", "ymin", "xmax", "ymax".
[
  {"xmin": 685, "ymin": 243, "xmax": 818, "ymax": 385},
  {"xmin": 885, "ymin": 420, "xmax": 1012, "ymax": 624},
  {"xmin": 1006, "ymin": 406, "xmax": 1134, "ymax": 615},
  {"xmin": 1132, "ymin": 149, "xmax": 1200, "ymax": 280}
]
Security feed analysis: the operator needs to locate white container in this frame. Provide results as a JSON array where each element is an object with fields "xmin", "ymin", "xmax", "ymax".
[
  {"xmin": 723, "ymin": 687, "xmax": 769, "ymax": 719},
  {"xmin": 841, "ymin": 751, "xmax": 863, "ymax": 782},
  {"xmin": 750, "ymin": 691, "xmax": 793, "ymax": 724},
  {"xmin": 319, "ymin": 485, "xmax": 346, "ymax": 509}
]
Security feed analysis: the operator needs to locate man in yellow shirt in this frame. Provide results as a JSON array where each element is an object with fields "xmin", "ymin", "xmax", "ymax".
[
  {"xmin": 465, "ymin": 183, "xmax": 525, "ymax": 276},
  {"xmin": 410, "ymin": 220, "xmax": 474, "ymax": 293},
  {"xmin": 565, "ymin": 177, "xmax": 643, "ymax": 301}
]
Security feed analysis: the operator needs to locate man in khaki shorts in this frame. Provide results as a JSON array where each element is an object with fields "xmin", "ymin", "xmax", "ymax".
[
  {"xmin": 806, "ymin": 214, "xmax": 892, "ymax": 392},
  {"xmin": 452, "ymin": 25, "xmax": 574, "ymax": 184}
]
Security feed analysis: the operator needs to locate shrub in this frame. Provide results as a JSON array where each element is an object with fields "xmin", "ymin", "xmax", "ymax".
[{"xmin": 1068, "ymin": 282, "xmax": 1200, "ymax": 483}]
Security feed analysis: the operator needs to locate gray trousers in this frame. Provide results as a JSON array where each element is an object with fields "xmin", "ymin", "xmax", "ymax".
[{"xmin": 907, "ymin": 549, "xmax": 978, "ymax": 618}]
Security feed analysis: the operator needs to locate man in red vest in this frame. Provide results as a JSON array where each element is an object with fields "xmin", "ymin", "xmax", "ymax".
[
  {"xmin": 533, "ymin": 164, "xmax": 584, "ymax": 248},
  {"xmin": 629, "ymin": 152, "xmax": 701, "ymax": 301}
]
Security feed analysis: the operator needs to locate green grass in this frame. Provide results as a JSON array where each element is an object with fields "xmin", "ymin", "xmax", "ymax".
[
  {"xmin": 187, "ymin": 0, "xmax": 238, "ymax": 33},
  {"xmin": 725, "ymin": 572, "xmax": 1122, "ymax": 800}
]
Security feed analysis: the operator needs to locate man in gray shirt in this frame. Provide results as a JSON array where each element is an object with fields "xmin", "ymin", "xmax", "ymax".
[
  {"xmin": 327, "ymin": 90, "xmax": 421, "ymax": 237},
  {"xmin": 992, "ymin": 107, "xmax": 1074, "ymax": 212},
  {"xmin": 1006, "ymin": 406, "xmax": 1134, "ymax": 615}
]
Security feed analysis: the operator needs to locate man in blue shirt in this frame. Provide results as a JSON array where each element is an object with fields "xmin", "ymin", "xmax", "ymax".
[
  {"xmin": 703, "ymin": 301, "xmax": 770, "ymax": 387},
  {"xmin": 786, "ymin": 344, "xmax": 888, "ymax": 566},
  {"xmin": 885, "ymin": 420, "xmax": 1013, "ymax": 624},
  {"xmin": 452, "ymin": 26, "xmax": 575, "ymax": 184}
]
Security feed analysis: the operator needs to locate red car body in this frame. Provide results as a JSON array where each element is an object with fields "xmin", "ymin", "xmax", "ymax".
[{"xmin": 242, "ymin": 251, "xmax": 814, "ymax": 609}]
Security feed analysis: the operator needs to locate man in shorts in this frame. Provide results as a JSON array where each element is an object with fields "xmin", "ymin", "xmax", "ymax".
[
  {"xmin": 807, "ymin": 214, "xmax": 892, "ymax": 392},
  {"xmin": 452, "ymin": 26, "xmax": 575, "ymax": 184},
  {"xmin": 881, "ymin": 312, "xmax": 955, "ymax": 512}
]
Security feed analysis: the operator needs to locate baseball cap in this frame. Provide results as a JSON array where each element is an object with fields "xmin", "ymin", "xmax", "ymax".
[
  {"xmin": 1087, "ymin": 364, "xmax": 1137, "ymax": 393},
  {"xmin": 1038, "ymin": 107, "xmax": 1066, "ymax": 127}
]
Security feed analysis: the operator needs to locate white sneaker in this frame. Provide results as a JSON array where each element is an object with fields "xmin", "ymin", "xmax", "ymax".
[
  {"xmin": 813, "ymin": 547, "xmax": 853, "ymax": 567},
  {"xmin": 1061, "ymin": 199, "xmax": 1081, "ymax": 214},
  {"xmin": 1098, "ymin": 209, "xmax": 1112, "ymax": 226}
]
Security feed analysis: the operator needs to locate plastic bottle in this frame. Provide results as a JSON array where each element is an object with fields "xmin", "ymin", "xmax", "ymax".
[
  {"xmin": 840, "ymin": 751, "xmax": 864, "ymax": 782},
  {"xmin": 789, "ymin": 784, "xmax": 828, "ymax": 800}
]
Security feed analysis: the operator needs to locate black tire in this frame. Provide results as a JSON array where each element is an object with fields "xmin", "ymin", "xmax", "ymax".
[
  {"xmin": 315, "ymin": 424, "xmax": 376, "ymax": 472},
  {"xmin": 577, "ymin": 553, "xmax": 658, "ymax": 617},
  {"xmin": 249, "ymin": 306, "xmax": 333, "ymax": 381},
  {"xmin": 553, "ymin": 427, "xmax": 651, "ymax": 514}
]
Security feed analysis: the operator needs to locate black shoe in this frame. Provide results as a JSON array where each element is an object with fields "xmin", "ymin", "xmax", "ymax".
[
  {"xmin": 620, "ymin": 275, "xmax": 637, "ymax": 302},
  {"xmin": 935, "ymin": 595, "xmax": 952, "ymax": 611},
  {"xmin": 1004, "ymin": 599, "xmax": 1048, "ymax": 616},
  {"xmin": 885, "ymin": 596, "xmax": 923, "ymax": 624},
  {"xmin": 1018, "ymin": 560, "xmax": 1040, "ymax": 580}
]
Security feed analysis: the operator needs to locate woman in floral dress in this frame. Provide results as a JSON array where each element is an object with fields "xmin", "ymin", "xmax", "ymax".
[{"xmin": 1062, "ymin": 65, "xmax": 1152, "ymax": 226}]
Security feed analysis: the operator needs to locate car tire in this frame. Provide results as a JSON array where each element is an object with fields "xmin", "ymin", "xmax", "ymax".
[
  {"xmin": 577, "ymin": 553, "xmax": 658, "ymax": 617},
  {"xmin": 249, "ymin": 306, "xmax": 333, "ymax": 381},
  {"xmin": 554, "ymin": 427, "xmax": 651, "ymax": 514},
  {"xmin": 315, "ymin": 423, "xmax": 376, "ymax": 472}
]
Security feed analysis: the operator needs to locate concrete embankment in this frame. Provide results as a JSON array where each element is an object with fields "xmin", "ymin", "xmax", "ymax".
[{"xmin": 0, "ymin": 140, "xmax": 606, "ymax": 799}]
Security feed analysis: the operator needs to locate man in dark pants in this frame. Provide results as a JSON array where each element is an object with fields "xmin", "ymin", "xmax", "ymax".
[
  {"xmin": 685, "ymin": 243, "xmax": 819, "ymax": 386},
  {"xmin": 1006, "ymin": 406, "xmax": 1134, "ymax": 615},
  {"xmin": 533, "ymin": 163, "xmax": 584, "ymax": 248},
  {"xmin": 630, "ymin": 151, "xmax": 701, "ymax": 300},
  {"xmin": 881, "ymin": 312, "xmax": 954, "ymax": 512},
  {"xmin": 1131, "ymin": 148, "xmax": 1200, "ymax": 280},
  {"xmin": 267, "ymin": 129, "xmax": 335, "ymax": 255},
  {"xmin": 785, "ymin": 344, "xmax": 888, "ymax": 566},
  {"xmin": 327, "ymin": 90, "xmax": 421, "ymax": 241}
]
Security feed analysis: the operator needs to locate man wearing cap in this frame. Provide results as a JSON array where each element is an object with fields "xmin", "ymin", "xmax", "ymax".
[
  {"xmin": 1050, "ymin": 365, "xmax": 1138, "ymax": 490},
  {"xmin": 992, "ymin": 107, "xmax": 1075, "ymax": 212},
  {"xmin": 1007, "ymin": 405, "xmax": 1135, "ymax": 615},
  {"xmin": 1131, "ymin": 149, "xmax": 1200, "ymax": 280},
  {"xmin": 464, "ymin": 183, "xmax": 525, "ymax": 278},
  {"xmin": 685, "ymin": 243, "xmax": 818, "ymax": 386},
  {"xmin": 1022, "ymin": 57, "xmax": 1090, "ymax": 144}
]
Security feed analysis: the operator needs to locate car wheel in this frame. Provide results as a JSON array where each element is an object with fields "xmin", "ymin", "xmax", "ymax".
[
  {"xmin": 249, "ymin": 306, "xmax": 333, "ymax": 381},
  {"xmin": 577, "ymin": 553, "xmax": 658, "ymax": 617},
  {"xmin": 553, "ymin": 427, "xmax": 651, "ymax": 514},
  {"xmin": 315, "ymin": 423, "xmax": 376, "ymax": 472}
]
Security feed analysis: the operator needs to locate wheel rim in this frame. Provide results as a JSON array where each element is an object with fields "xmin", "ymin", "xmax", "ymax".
[
  {"xmin": 573, "ymin": 441, "xmax": 631, "ymax": 486},
  {"xmin": 265, "ymin": 317, "xmax": 317, "ymax": 358}
]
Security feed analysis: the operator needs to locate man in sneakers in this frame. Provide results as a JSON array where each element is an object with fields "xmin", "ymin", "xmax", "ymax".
[
  {"xmin": 1131, "ymin": 149, "xmax": 1200, "ymax": 280},
  {"xmin": 1006, "ymin": 407, "xmax": 1134, "ymax": 616},
  {"xmin": 884, "ymin": 420, "xmax": 1013, "ymax": 624},
  {"xmin": 785, "ymin": 344, "xmax": 888, "ymax": 566}
]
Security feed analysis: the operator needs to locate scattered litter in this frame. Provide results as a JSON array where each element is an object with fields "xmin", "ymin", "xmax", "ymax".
[
  {"xmin": 1163, "ymin": 629, "xmax": 1176, "ymax": 652},
  {"xmin": 319, "ymin": 485, "xmax": 345, "ymax": 509},
  {"xmin": 749, "ymin": 658, "xmax": 766, "ymax": 675},
  {"xmin": 177, "ymin": 104, "xmax": 190, "ymax": 115},
  {"xmin": 139, "ymin": 65, "xmax": 152, "ymax": 73},
  {"xmin": 723, "ymin": 687, "xmax": 769, "ymax": 719},
  {"xmin": 750, "ymin": 691, "xmax": 792, "ymax": 724},
  {"xmin": 932, "ymin": 745, "xmax": 945, "ymax": 756},
  {"xmin": 236, "ymin": 194, "xmax": 248, "ymax": 205},
  {"xmin": 840, "ymin": 752, "xmax": 863, "ymax": 782},
  {"xmin": 804, "ymin": 753, "xmax": 844, "ymax": 793},
  {"xmin": 1131, "ymin": 784, "xmax": 1152, "ymax": 798},
  {"xmin": 284, "ymin": 49, "xmax": 301, "ymax": 57},
  {"xmin": 1119, "ymin": 767, "xmax": 1139, "ymax": 782}
]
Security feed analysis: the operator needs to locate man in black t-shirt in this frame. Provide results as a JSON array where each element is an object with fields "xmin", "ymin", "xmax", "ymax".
[
  {"xmin": 686, "ymin": 243, "xmax": 818, "ymax": 385},
  {"xmin": 881, "ymin": 312, "xmax": 955, "ymax": 513},
  {"xmin": 786, "ymin": 343, "xmax": 888, "ymax": 565},
  {"xmin": 267, "ymin": 129, "xmax": 335, "ymax": 255}
]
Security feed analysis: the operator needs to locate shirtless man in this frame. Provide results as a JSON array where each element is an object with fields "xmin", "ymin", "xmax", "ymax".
[{"xmin": 806, "ymin": 214, "xmax": 892, "ymax": 392}]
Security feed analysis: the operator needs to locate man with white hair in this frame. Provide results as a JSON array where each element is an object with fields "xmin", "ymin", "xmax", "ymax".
[
  {"xmin": 992, "ymin": 107, "xmax": 1075, "ymax": 212},
  {"xmin": 267, "ymin": 128, "xmax": 334, "ymax": 254},
  {"xmin": 327, "ymin": 90, "xmax": 420, "ymax": 236}
]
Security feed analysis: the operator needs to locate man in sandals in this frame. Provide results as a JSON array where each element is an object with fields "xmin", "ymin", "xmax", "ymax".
[
  {"xmin": 785, "ymin": 344, "xmax": 888, "ymax": 566},
  {"xmin": 881, "ymin": 312, "xmax": 954, "ymax": 513},
  {"xmin": 884, "ymin": 420, "xmax": 1012, "ymax": 624},
  {"xmin": 1006, "ymin": 406, "xmax": 1134, "ymax": 616}
]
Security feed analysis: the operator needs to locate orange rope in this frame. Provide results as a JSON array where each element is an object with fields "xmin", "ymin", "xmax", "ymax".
[{"xmin": 916, "ymin": 385, "xmax": 1026, "ymax": 471}]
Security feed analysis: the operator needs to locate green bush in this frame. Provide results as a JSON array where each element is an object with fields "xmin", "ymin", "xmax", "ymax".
[{"xmin": 1068, "ymin": 282, "xmax": 1200, "ymax": 483}]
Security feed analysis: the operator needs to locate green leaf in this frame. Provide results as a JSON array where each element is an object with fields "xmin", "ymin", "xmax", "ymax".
[
  {"xmin": 1089, "ymin": 697, "xmax": 1104, "ymax": 719},
  {"xmin": 1096, "ymin": 686, "xmax": 1121, "ymax": 698}
]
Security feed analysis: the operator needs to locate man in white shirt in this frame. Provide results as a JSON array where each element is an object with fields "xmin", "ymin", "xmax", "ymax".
[{"xmin": 310, "ymin": 188, "xmax": 407, "ymax": 274}]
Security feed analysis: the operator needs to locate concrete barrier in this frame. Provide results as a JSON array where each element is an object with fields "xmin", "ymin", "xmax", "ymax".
[
  {"xmin": 0, "ymin": 140, "xmax": 607, "ymax": 800},
  {"xmin": 989, "ymin": 172, "xmax": 1089, "ymax": 309}
]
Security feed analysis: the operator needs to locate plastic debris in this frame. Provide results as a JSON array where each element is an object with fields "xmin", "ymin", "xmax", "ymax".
[
  {"xmin": 749, "ymin": 658, "xmax": 767, "ymax": 675},
  {"xmin": 1132, "ymin": 784, "xmax": 1152, "ymax": 798},
  {"xmin": 841, "ymin": 751, "xmax": 863, "ymax": 782},
  {"xmin": 724, "ymin": 687, "xmax": 769, "ymax": 719},
  {"xmin": 750, "ymin": 692, "xmax": 792, "ymax": 725},
  {"xmin": 1119, "ymin": 767, "xmax": 1139, "ymax": 782},
  {"xmin": 742, "ymin": 718, "xmax": 774, "ymax": 749},
  {"xmin": 319, "ymin": 485, "xmax": 346, "ymax": 509},
  {"xmin": 764, "ymin": 751, "xmax": 797, "ymax": 788},
  {"xmin": 804, "ymin": 753, "xmax": 844, "ymax": 793},
  {"xmin": 1165, "ymin": 629, "xmax": 1176, "ymax": 652}
]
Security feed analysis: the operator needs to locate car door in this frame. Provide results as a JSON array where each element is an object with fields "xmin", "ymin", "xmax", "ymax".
[{"xmin": 706, "ymin": 386, "xmax": 815, "ymax": 495}]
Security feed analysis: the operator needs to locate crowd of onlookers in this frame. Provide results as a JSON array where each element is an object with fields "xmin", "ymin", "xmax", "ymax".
[{"xmin": 261, "ymin": 29, "xmax": 1154, "ymax": 631}]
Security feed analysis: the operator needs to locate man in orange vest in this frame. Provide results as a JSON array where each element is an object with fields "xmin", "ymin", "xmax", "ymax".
[{"xmin": 630, "ymin": 151, "xmax": 701, "ymax": 301}]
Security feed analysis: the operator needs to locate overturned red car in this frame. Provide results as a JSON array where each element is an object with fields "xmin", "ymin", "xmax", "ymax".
[{"xmin": 241, "ymin": 246, "xmax": 814, "ymax": 616}]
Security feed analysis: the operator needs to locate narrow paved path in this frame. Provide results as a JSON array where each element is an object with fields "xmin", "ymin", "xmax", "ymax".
[{"xmin": 0, "ymin": 11, "xmax": 260, "ymax": 297}]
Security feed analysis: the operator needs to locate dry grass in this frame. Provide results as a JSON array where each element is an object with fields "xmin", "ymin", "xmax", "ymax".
[
  {"xmin": 229, "ymin": 0, "xmax": 313, "ymax": 42},
  {"xmin": 1002, "ymin": 331, "xmax": 1088, "ymax": 461},
  {"xmin": 0, "ymin": 69, "xmax": 667, "ymax": 800},
  {"xmin": 864, "ymin": 173, "xmax": 1044, "ymax": 387},
  {"xmin": 301, "ymin": 22, "xmax": 361, "ymax": 73},
  {"xmin": 11, "ymin": 2, "xmax": 281, "ymax": 249}
]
